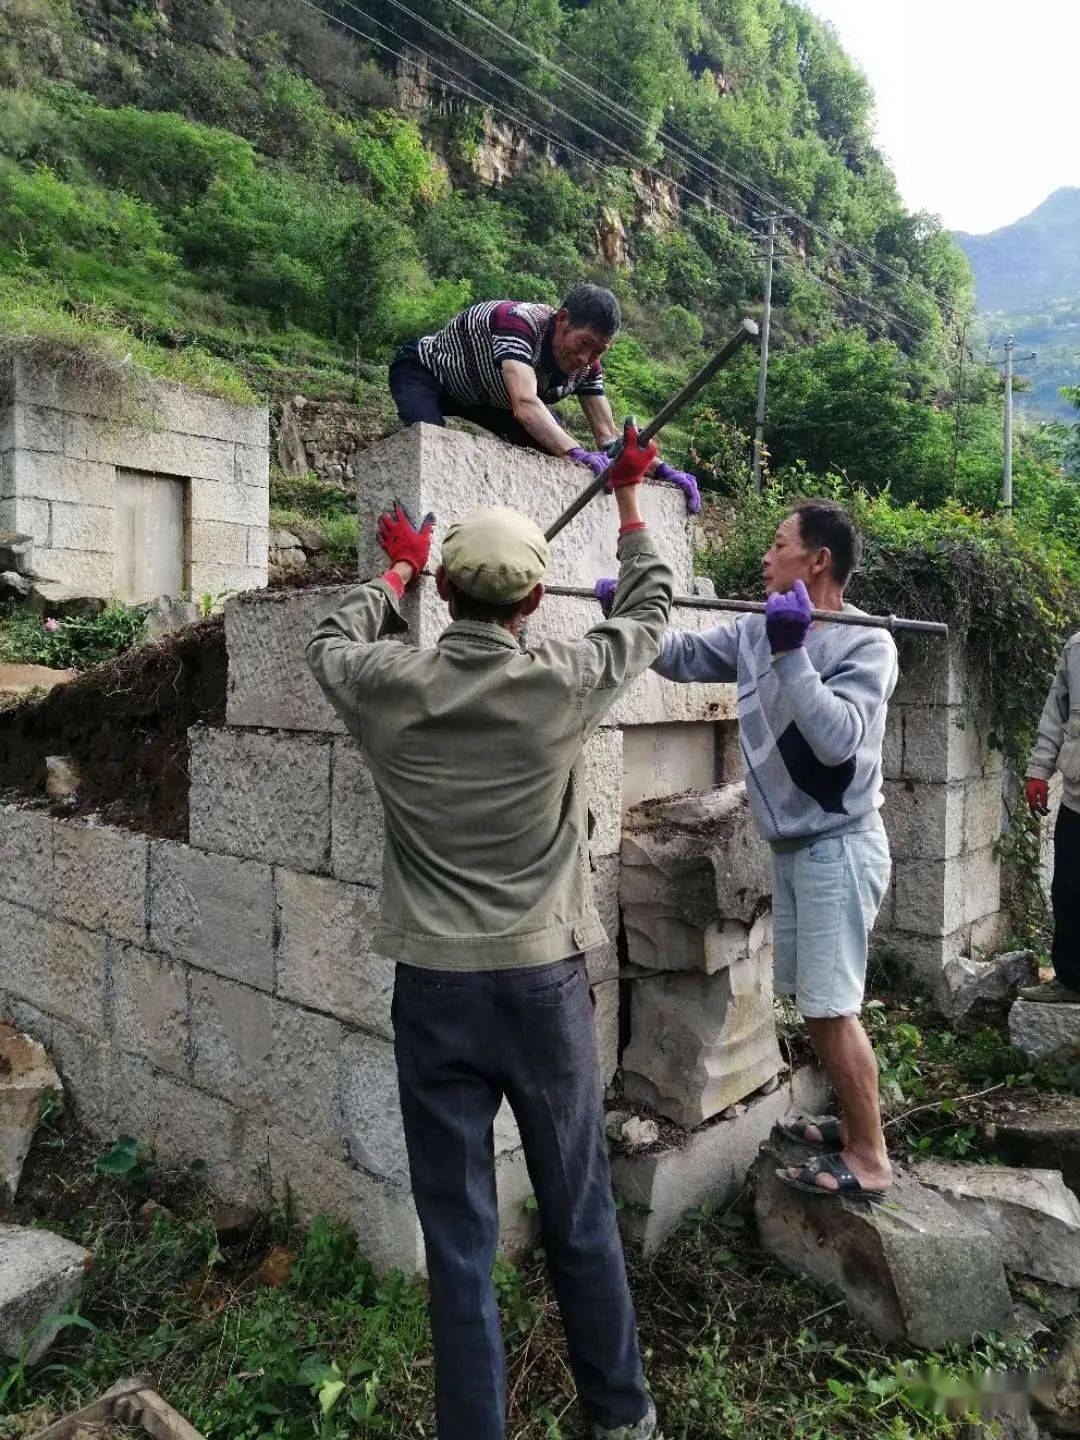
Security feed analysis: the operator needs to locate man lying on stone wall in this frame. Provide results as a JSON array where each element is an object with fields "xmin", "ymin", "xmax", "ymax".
[
  {"xmin": 626, "ymin": 499, "xmax": 898, "ymax": 1202},
  {"xmin": 389, "ymin": 282, "xmax": 702, "ymax": 513},
  {"xmin": 304, "ymin": 426, "xmax": 670, "ymax": 1440},
  {"xmin": 1022, "ymin": 626, "xmax": 1080, "ymax": 1002}
]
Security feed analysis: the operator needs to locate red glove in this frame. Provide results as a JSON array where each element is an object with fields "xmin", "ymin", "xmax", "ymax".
[
  {"xmin": 605, "ymin": 423, "xmax": 658, "ymax": 491},
  {"xmin": 376, "ymin": 501, "xmax": 435, "ymax": 574},
  {"xmin": 1026, "ymin": 777, "xmax": 1049, "ymax": 816}
]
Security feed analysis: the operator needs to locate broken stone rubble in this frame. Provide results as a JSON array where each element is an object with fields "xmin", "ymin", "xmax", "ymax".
[
  {"xmin": 755, "ymin": 1135, "xmax": 1014, "ymax": 1346},
  {"xmin": 1009, "ymin": 998, "xmax": 1080, "ymax": 1066},
  {"xmin": 0, "ymin": 1224, "xmax": 92, "ymax": 1364},
  {"xmin": 916, "ymin": 1161, "xmax": 1080, "ymax": 1287},
  {"xmin": 0, "ymin": 1023, "xmax": 62, "ymax": 1207},
  {"xmin": 935, "ymin": 949, "xmax": 1036, "ymax": 1032}
]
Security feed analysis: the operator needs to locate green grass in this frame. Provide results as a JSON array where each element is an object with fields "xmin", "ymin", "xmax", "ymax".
[
  {"xmin": 0, "ymin": 1081, "xmax": 1057, "ymax": 1440},
  {"xmin": 0, "ymin": 601, "xmax": 148, "ymax": 670}
]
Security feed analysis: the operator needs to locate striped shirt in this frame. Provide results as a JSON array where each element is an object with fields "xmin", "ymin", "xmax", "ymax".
[{"xmin": 416, "ymin": 301, "xmax": 606, "ymax": 410}]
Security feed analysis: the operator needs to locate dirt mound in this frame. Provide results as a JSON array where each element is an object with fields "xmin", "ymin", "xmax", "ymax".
[{"xmin": 0, "ymin": 619, "xmax": 226, "ymax": 839}]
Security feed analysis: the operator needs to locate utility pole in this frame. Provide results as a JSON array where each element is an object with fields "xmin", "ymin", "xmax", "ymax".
[
  {"xmin": 751, "ymin": 213, "xmax": 777, "ymax": 491},
  {"xmin": 988, "ymin": 334, "xmax": 1036, "ymax": 514}
]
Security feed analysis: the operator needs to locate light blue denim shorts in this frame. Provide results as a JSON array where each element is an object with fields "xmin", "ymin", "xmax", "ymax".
[{"xmin": 771, "ymin": 823, "xmax": 892, "ymax": 1018}]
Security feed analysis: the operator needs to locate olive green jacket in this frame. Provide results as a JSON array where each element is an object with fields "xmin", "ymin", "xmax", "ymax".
[{"xmin": 305, "ymin": 529, "xmax": 673, "ymax": 969}]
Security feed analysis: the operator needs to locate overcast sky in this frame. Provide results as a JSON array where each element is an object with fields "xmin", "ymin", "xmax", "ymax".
[{"xmin": 804, "ymin": 0, "xmax": 1080, "ymax": 235}]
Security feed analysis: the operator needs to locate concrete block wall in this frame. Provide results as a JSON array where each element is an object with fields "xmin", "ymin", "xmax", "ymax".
[
  {"xmin": 874, "ymin": 641, "xmax": 1007, "ymax": 986},
  {"xmin": 0, "ymin": 802, "xmax": 543, "ymax": 1272},
  {"xmin": 0, "ymin": 351, "xmax": 269, "ymax": 599}
]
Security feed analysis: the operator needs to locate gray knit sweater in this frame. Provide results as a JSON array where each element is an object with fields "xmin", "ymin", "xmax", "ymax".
[{"xmin": 653, "ymin": 609, "xmax": 898, "ymax": 845}]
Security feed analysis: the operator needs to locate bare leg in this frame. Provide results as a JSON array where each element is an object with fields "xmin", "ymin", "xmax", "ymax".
[{"xmin": 789, "ymin": 1016, "xmax": 892, "ymax": 1192}]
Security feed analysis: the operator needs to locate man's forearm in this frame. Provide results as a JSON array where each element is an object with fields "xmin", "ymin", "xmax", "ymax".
[
  {"xmin": 615, "ymin": 487, "xmax": 644, "ymax": 530},
  {"xmin": 512, "ymin": 396, "xmax": 579, "ymax": 456}
]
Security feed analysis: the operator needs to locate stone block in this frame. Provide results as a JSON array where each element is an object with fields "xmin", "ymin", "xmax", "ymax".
[
  {"xmin": 495, "ymin": 1148, "xmax": 542, "ymax": 1256},
  {"xmin": 11, "ymin": 403, "xmax": 64, "ymax": 454},
  {"xmin": 10, "ymin": 352, "xmax": 123, "ymax": 418},
  {"xmin": 331, "ymin": 741, "xmax": 385, "ymax": 886},
  {"xmin": 188, "ymin": 726, "xmax": 331, "ymax": 872},
  {"xmin": 882, "ymin": 779, "xmax": 965, "ymax": 861},
  {"xmin": 0, "ymin": 1225, "xmax": 92, "ymax": 1364},
  {"xmin": 339, "ymin": 1030, "xmax": 521, "ymax": 1188},
  {"xmin": 189, "ymin": 560, "xmax": 265, "ymax": 598},
  {"xmin": 755, "ymin": 1135, "xmax": 1014, "ymax": 1346},
  {"xmin": 52, "ymin": 820, "xmax": 147, "ymax": 943},
  {"xmin": 143, "ymin": 382, "xmax": 268, "ymax": 449},
  {"xmin": 915, "ymin": 1161, "xmax": 1080, "ymax": 1287},
  {"xmin": 356, "ymin": 424, "xmax": 694, "ymax": 592},
  {"xmin": 992, "ymin": 1094, "xmax": 1080, "ymax": 1198},
  {"xmin": 149, "ymin": 1071, "xmax": 260, "ymax": 1203},
  {"xmin": 892, "ymin": 638, "xmax": 969, "ymax": 708},
  {"xmin": 31, "ymin": 547, "xmax": 113, "ymax": 593},
  {"xmin": 0, "ymin": 899, "xmax": 106, "ymax": 1033},
  {"xmin": 584, "ymin": 728, "xmax": 623, "ymax": 858},
  {"xmin": 0, "ymin": 805, "xmax": 53, "ymax": 905},
  {"xmin": 969, "ymin": 908, "xmax": 1009, "ymax": 956},
  {"xmin": 963, "ymin": 774, "xmax": 1004, "ymax": 852},
  {"xmin": 892, "ymin": 847, "xmax": 1000, "ymax": 938},
  {"xmin": 63, "ymin": 415, "xmax": 235, "ymax": 484},
  {"xmin": 622, "ymin": 723, "xmax": 718, "ymax": 812},
  {"xmin": 0, "ymin": 1024, "xmax": 62, "ymax": 1207},
  {"xmin": 621, "ymin": 952, "xmax": 783, "ymax": 1127},
  {"xmin": 106, "ymin": 942, "xmax": 189, "ymax": 1078},
  {"xmin": 190, "ymin": 476, "xmax": 269, "ymax": 527},
  {"xmin": 613, "ymin": 1064, "xmax": 829, "ymax": 1255},
  {"xmin": 44, "ymin": 1020, "xmax": 114, "ymax": 1134},
  {"xmin": 882, "ymin": 708, "xmax": 904, "ymax": 781},
  {"xmin": 190, "ymin": 972, "xmax": 342, "ymax": 1145},
  {"xmin": 225, "ymin": 585, "xmax": 346, "ymax": 731},
  {"xmin": 1009, "ymin": 1000, "xmax": 1080, "ymax": 1066},
  {"xmin": 935, "ymin": 949, "xmax": 1036, "ymax": 1031},
  {"xmin": 518, "ymin": 591, "xmax": 738, "ymax": 727},
  {"xmin": 225, "ymin": 580, "xmax": 738, "ymax": 733},
  {"xmin": 872, "ymin": 925, "xmax": 970, "ymax": 990},
  {"xmin": 277, "ymin": 869, "xmax": 393, "ymax": 1036},
  {"xmin": 901, "ymin": 704, "xmax": 998, "ymax": 785},
  {"xmin": 8, "ymin": 496, "xmax": 49, "ymax": 543},
  {"xmin": 148, "ymin": 841, "xmax": 274, "ymax": 990},
  {"xmin": 593, "ymin": 977, "xmax": 620, "ymax": 1085},
  {"xmin": 266, "ymin": 1124, "xmax": 425, "ymax": 1274},
  {"xmin": 586, "ymin": 855, "xmax": 619, "ymax": 984},
  {"xmin": 235, "ymin": 443, "xmax": 270, "ymax": 487},
  {"xmin": 190, "ymin": 519, "xmax": 249, "ymax": 567},
  {"xmin": 247, "ymin": 525, "xmax": 269, "ymax": 567},
  {"xmin": 48, "ymin": 502, "xmax": 113, "ymax": 553},
  {"xmin": 620, "ymin": 787, "xmax": 773, "ymax": 973},
  {"xmin": 13, "ymin": 452, "xmax": 115, "ymax": 508}
]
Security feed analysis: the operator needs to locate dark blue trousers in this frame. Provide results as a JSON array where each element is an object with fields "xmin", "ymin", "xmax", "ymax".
[
  {"xmin": 1052, "ymin": 802, "xmax": 1080, "ymax": 989},
  {"xmin": 389, "ymin": 341, "xmax": 552, "ymax": 451},
  {"xmin": 392, "ymin": 957, "xmax": 647, "ymax": 1440}
]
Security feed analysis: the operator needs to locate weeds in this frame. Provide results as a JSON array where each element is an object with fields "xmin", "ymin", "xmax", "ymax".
[{"xmin": 0, "ymin": 601, "xmax": 148, "ymax": 670}]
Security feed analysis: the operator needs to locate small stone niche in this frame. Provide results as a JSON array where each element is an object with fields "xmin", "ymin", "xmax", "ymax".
[{"xmin": 0, "ymin": 349, "xmax": 270, "ymax": 602}]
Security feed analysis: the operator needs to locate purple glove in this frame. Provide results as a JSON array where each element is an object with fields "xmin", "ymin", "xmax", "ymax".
[
  {"xmin": 567, "ymin": 447, "xmax": 611, "ymax": 478},
  {"xmin": 653, "ymin": 461, "xmax": 701, "ymax": 515},
  {"xmin": 594, "ymin": 577, "xmax": 618, "ymax": 616},
  {"xmin": 765, "ymin": 579, "xmax": 813, "ymax": 655}
]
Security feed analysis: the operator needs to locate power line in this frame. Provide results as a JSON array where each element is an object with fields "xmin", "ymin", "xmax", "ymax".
[
  {"xmin": 281, "ymin": 0, "xmax": 931, "ymax": 347},
  {"xmin": 434, "ymin": 0, "xmax": 960, "ymax": 324}
]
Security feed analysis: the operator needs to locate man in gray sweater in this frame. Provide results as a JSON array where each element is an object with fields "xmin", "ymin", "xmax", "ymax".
[
  {"xmin": 1022, "ymin": 630, "xmax": 1080, "ymax": 1001},
  {"xmin": 650, "ymin": 499, "xmax": 897, "ymax": 1200}
]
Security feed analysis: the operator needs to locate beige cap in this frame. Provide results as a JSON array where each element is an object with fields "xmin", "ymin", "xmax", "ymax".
[{"xmin": 440, "ymin": 506, "xmax": 549, "ymax": 603}]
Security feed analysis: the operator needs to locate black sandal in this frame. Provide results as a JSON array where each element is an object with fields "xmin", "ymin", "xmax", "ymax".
[
  {"xmin": 776, "ymin": 1152, "xmax": 887, "ymax": 1204},
  {"xmin": 777, "ymin": 1115, "xmax": 843, "ymax": 1151}
]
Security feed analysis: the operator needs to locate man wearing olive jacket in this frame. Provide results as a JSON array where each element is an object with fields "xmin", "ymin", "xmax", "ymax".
[
  {"xmin": 1023, "ymin": 629, "xmax": 1080, "ymax": 1002},
  {"xmin": 305, "ymin": 428, "xmax": 671, "ymax": 1440}
]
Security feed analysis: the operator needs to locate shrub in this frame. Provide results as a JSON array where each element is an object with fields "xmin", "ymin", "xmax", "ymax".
[{"xmin": 0, "ymin": 602, "xmax": 148, "ymax": 670}]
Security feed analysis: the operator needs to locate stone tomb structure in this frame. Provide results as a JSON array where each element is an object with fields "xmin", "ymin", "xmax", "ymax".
[
  {"xmin": 0, "ymin": 350, "xmax": 269, "ymax": 603},
  {"xmin": 0, "ymin": 425, "xmax": 1010, "ymax": 1268}
]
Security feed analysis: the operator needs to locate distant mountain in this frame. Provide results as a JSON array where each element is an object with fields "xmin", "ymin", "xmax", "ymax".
[
  {"xmin": 955, "ymin": 188, "xmax": 1080, "ymax": 312},
  {"xmin": 955, "ymin": 190, "xmax": 1080, "ymax": 425}
]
